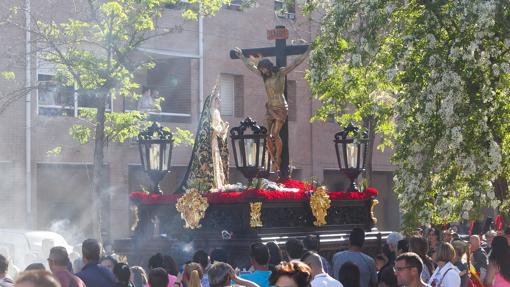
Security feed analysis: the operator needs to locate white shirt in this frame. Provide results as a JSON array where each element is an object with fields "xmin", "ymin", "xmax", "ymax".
[
  {"xmin": 311, "ymin": 273, "xmax": 343, "ymax": 287},
  {"xmin": 428, "ymin": 261, "xmax": 460, "ymax": 287}
]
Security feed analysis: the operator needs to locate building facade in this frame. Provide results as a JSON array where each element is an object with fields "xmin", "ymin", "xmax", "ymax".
[{"xmin": 0, "ymin": 0, "xmax": 399, "ymax": 243}]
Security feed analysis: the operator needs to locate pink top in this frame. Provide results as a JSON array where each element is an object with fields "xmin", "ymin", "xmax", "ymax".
[
  {"xmin": 145, "ymin": 274, "xmax": 177, "ymax": 287},
  {"xmin": 493, "ymin": 273, "xmax": 510, "ymax": 287}
]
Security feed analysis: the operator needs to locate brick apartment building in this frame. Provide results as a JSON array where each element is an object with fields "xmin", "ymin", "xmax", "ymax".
[{"xmin": 0, "ymin": 0, "xmax": 399, "ymax": 242}]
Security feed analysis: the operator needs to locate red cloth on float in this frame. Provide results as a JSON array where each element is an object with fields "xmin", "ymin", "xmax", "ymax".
[{"xmin": 130, "ymin": 179, "xmax": 378, "ymax": 205}]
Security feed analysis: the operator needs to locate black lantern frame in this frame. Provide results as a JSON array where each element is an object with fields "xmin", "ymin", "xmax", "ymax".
[
  {"xmin": 334, "ymin": 123, "xmax": 368, "ymax": 192},
  {"xmin": 138, "ymin": 122, "xmax": 174, "ymax": 194},
  {"xmin": 230, "ymin": 117, "xmax": 271, "ymax": 184}
]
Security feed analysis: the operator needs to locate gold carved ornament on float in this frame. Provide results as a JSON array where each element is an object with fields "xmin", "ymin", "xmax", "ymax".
[
  {"xmin": 250, "ymin": 202, "xmax": 263, "ymax": 228},
  {"xmin": 310, "ymin": 186, "xmax": 331, "ymax": 227},
  {"xmin": 175, "ymin": 188, "xmax": 209, "ymax": 229},
  {"xmin": 370, "ymin": 199, "xmax": 379, "ymax": 225}
]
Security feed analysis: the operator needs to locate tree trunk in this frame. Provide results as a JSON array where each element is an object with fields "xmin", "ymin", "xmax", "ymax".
[{"xmin": 91, "ymin": 94, "xmax": 107, "ymax": 242}]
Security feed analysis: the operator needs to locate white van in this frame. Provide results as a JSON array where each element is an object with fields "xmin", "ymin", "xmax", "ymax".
[{"xmin": 0, "ymin": 229, "xmax": 73, "ymax": 270}]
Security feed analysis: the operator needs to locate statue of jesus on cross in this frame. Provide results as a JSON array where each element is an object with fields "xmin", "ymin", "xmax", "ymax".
[{"xmin": 233, "ymin": 42, "xmax": 310, "ymax": 174}]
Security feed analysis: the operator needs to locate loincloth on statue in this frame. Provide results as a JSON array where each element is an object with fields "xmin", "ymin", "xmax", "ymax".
[{"xmin": 266, "ymin": 103, "xmax": 288, "ymax": 122}]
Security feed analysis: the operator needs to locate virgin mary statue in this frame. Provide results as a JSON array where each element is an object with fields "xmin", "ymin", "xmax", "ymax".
[{"xmin": 176, "ymin": 81, "xmax": 229, "ymax": 193}]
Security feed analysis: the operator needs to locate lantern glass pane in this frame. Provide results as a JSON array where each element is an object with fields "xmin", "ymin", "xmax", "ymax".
[
  {"xmin": 141, "ymin": 143, "xmax": 148, "ymax": 170},
  {"xmin": 162, "ymin": 143, "xmax": 171, "ymax": 171},
  {"xmin": 244, "ymin": 138, "xmax": 257, "ymax": 167},
  {"xmin": 149, "ymin": 143, "xmax": 161, "ymax": 171},
  {"xmin": 359, "ymin": 143, "xmax": 365, "ymax": 169},
  {"xmin": 234, "ymin": 139, "xmax": 243, "ymax": 167},
  {"xmin": 346, "ymin": 143, "xmax": 357, "ymax": 168}
]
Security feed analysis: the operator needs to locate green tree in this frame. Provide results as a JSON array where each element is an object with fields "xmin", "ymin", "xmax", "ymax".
[
  {"xmin": 306, "ymin": 0, "xmax": 510, "ymax": 230},
  {"xmin": 3, "ymin": 0, "xmax": 229, "ymax": 240},
  {"xmin": 304, "ymin": 1, "xmax": 396, "ymax": 185}
]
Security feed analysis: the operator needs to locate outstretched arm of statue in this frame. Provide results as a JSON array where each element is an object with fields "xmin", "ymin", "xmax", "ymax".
[
  {"xmin": 281, "ymin": 44, "xmax": 312, "ymax": 76},
  {"xmin": 233, "ymin": 47, "xmax": 260, "ymax": 75}
]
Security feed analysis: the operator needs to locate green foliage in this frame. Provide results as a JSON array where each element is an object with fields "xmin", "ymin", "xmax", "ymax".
[
  {"xmin": 307, "ymin": 0, "xmax": 510, "ymax": 230},
  {"xmin": 46, "ymin": 146, "xmax": 62, "ymax": 157},
  {"xmin": 70, "ymin": 109, "xmax": 193, "ymax": 146},
  {"xmin": 305, "ymin": 1, "xmax": 397, "ymax": 151},
  {"xmin": 0, "ymin": 71, "xmax": 15, "ymax": 80}
]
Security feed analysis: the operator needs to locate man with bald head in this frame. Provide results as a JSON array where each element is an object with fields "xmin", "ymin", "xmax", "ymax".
[
  {"xmin": 470, "ymin": 235, "xmax": 488, "ymax": 282},
  {"xmin": 302, "ymin": 251, "xmax": 343, "ymax": 287}
]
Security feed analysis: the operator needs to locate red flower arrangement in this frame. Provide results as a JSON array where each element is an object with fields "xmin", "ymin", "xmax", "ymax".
[{"xmin": 130, "ymin": 180, "xmax": 378, "ymax": 205}]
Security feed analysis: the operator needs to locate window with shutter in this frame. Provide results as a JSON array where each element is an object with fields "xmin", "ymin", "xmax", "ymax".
[
  {"xmin": 287, "ymin": 80, "xmax": 297, "ymax": 121},
  {"xmin": 220, "ymin": 74, "xmax": 235, "ymax": 116}
]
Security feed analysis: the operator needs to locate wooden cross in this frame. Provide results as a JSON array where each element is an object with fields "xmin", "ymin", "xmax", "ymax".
[{"xmin": 230, "ymin": 25, "xmax": 309, "ymax": 179}]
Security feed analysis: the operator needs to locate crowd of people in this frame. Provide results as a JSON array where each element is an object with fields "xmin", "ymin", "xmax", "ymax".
[{"xmin": 0, "ymin": 227, "xmax": 509, "ymax": 287}]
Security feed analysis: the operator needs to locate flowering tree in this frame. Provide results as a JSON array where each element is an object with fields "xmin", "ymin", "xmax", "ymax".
[{"xmin": 306, "ymin": 0, "xmax": 510, "ymax": 229}]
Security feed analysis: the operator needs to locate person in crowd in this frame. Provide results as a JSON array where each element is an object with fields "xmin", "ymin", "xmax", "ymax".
[
  {"xmin": 301, "ymin": 251, "xmax": 342, "ymax": 287},
  {"xmin": 484, "ymin": 236, "xmax": 510, "ymax": 287},
  {"xmin": 113, "ymin": 263, "xmax": 132, "ymax": 287},
  {"xmin": 378, "ymin": 264, "xmax": 397, "ymax": 287},
  {"xmin": 269, "ymin": 261, "xmax": 311, "ymax": 287},
  {"xmin": 375, "ymin": 254, "xmax": 387, "ymax": 272},
  {"xmin": 303, "ymin": 235, "xmax": 331, "ymax": 275},
  {"xmin": 47, "ymin": 246, "xmax": 85, "ymax": 287},
  {"xmin": 470, "ymin": 235, "xmax": 488, "ymax": 282},
  {"xmin": 239, "ymin": 243, "xmax": 272, "ymax": 287},
  {"xmin": 163, "ymin": 256, "xmax": 179, "ymax": 277},
  {"xmin": 397, "ymin": 239, "xmax": 409, "ymax": 256},
  {"xmin": 180, "ymin": 262, "xmax": 203, "ymax": 287},
  {"xmin": 428, "ymin": 243, "xmax": 460, "ymax": 287},
  {"xmin": 76, "ymin": 238, "xmax": 116, "ymax": 287},
  {"xmin": 210, "ymin": 249, "xmax": 228, "ymax": 265},
  {"xmin": 193, "ymin": 250, "xmax": 210, "ymax": 287},
  {"xmin": 394, "ymin": 253, "xmax": 427, "ymax": 287},
  {"xmin": 332, "ymin": 228, "xmax": 377, "ymax": 287},
  {"xmin": 208, "ymin": 262, "xmax": 259, "ymax": 287},
  {"xmin": 101, "ymin": 256, "xmax": 119, "ymax": 274},
  {"xmin": 130, "ymin": 266, "xmax": 148, "ymax": 287},
  {"xmin": 386, "ymin": 233, "xmax": 404, "ymax": 264},
  {"xmin": 338, "ymin": 262, "xmax": 360, "ymax": 287},
  {"xmin": 378, "ymin": 246, "xmax": 395, "ymax": 286},
  {"xmin": 408, "ymin": 236, "xmax": 434, "ymax": 283},
  {"xmin": 504, "ymin": 228, "xmax": 510, "ymax": 245},
  {"xmin": 484, "ymin": 230, "xmax": 497, "ymax": 254},
  {"xmin": 451, "ymin": 240, "xmax": 468, "ymax": 287},
  {"xmin": 0, "ymin": 254, "xmax": 14, "ymax": 287},
  {"xmin": 24, "ymin": 265, "xmax": 45, "ymax": 272},
  {"xmin": 267, "ymin": 242, "xmax": 283, "ymax": 271},
  {"xmin": 427, "ymin": 228, "xmax": 440, "ymax": 258},
  {"xmin": 285, "ymin": 239, "xmax": 304, "ymax": 263},
  {"xmin": 14, "ymin": 270, "xmax": 60, "ymax": 287},
  {"xmin": 149, "ymin": 268, "xmax": 170, "ymax": 287},
  {"xmin": 442, "ymin": 230, "xmax": 453, "ymax": 244},
  {"xmin": 148, "ymin": 254, "xmax": 177, "ymax": 287}
]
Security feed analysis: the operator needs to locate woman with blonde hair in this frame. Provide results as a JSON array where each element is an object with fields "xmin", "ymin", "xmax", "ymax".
[
  {"xmin": 181, "ymin": 262, "xmax": 203, "ymax": 287},
  {"xmin": 428, "ymin": 243, "xmax": 460, "ymax": 287}
]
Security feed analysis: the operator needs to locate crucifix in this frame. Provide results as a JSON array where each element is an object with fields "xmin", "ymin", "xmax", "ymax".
[{"xmin": 230, "ymin": 25, "xmax": 310, "ymax": 179}]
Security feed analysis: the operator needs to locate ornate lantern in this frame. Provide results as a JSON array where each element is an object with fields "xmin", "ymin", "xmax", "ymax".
[
  {"xmin": 334, "ymin": 123, "xmax": 368, "ymax": 192},
  {"xmin": 138, "ymin": 122, "xmax": 174, "ymax": 194},
  {"xmin": 230, "ymin": 117, "xmax": 271, "ymax": 184}
]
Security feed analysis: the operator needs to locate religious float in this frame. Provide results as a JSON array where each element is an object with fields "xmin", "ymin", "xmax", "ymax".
[{"xmin": 114, "ymin": 26, "xmax": 388, "ymax": 268}]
